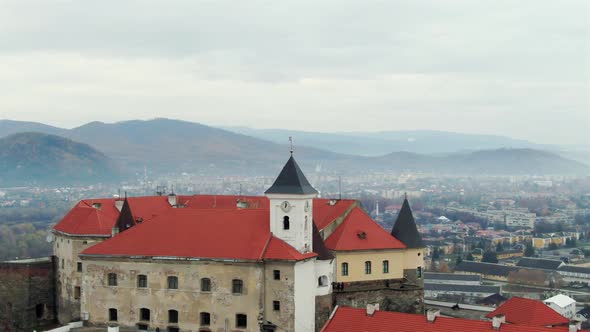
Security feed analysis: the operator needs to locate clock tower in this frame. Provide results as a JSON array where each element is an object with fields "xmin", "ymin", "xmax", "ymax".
[{"xmin": 265, "ymin": 155, "xmax": 318, "ymax": 253}]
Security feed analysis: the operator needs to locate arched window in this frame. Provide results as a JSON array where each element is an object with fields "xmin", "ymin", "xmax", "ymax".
[
  {"xmin": 200, "ymin": 312, "xmax": 211, "ymax": 326},
  {"xmin": 318, "ymin": 275, "xmax": 328, "ymax": 287},
  {"xmin": 108, "ymin": 308, "xmax": 117, "ymax": 321},
  {"xmin": 201, "ymin": 278, "xmax": 211, "ymax": 292},
  {"xmin": 139, "ymin": 308, "xmax": 150, "ymax": 321},
  {"xmin": 168, "ymin": 309, "xmax": 178, "ymax": 323},
  {"xmin": 341, "ymin": 262, "xmax": 349, "ymax": 276},
  {"xmin": 365, "ymin": 261, "xmax": 372, "ymax": 274},
  {"xmin": 283, "ymin": 216, "xmax": 290, "ymax": 230}
]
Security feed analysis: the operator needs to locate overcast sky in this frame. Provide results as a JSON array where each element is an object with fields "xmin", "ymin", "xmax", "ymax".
[{"xmin": 0, "ymin": 1, "xmax": 588, "ymax": 144}]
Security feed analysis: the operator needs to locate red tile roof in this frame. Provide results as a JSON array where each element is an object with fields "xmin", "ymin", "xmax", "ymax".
[
  {"xmin": 81, "ymin": 209, "xmax": 316, "ymax": 261},
  {"xmin": 313, "ymin": 199, "xmax": 357, "ymax": 230},
  {"xmin": 325, "ymin": 207, "xmax": 406, "ymax": 251},
  {"xmin": 322, "ymin": 307, "xmax": 578, "ymax": 332},
  {"xmin": 485, "ymin": 297, "xmax": 569, "ymax": 327},
  {"xmin": 54, "ymin": 197, "xmax": 173, "ymax": 236}
]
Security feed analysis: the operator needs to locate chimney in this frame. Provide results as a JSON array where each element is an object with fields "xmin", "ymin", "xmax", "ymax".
[
  {"xmin": 570, "ymin": 323, "xmax": 579, "ymax": 332},
  {"xmin": 115, "ymin": 199, "xmax": 124, "ymax": 212},
  {"xmin": 111, "ymin": 226, "xmax": 119, "ymax": 237},
  {"xmin": 107, "ymin": 325, "xmax": 119, "ymax": 332},
  {"xmin": 492, "ymin": 314, "xmax": 505, "ymax": 330},
  {"xmin": 168, "ymin": 193, "xmax": 177, "ymax": 207},
  {"xmin": 426, "ymin": 309, "xmax": 440, "ymax": 323},
  {"xmin": 366, "ymin": 303, "xmax": 379, "ymax": 316}
]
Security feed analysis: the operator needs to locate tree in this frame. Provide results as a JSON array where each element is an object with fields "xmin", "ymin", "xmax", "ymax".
[
  {"xmin": 548, "ymin": 242, "xmax": 558, "ymax": 250},
  {"xmin": 482, "ymin": 251, "xmax": 498, "ymax": 264},
  {"xmin": 432, "ymin": 247, "xmax": 441, "ymax": 260},
  {"xmin": 524, "ymin": 242, "xmax": 535, "ymax": 257},
  {"xmin": 496, "ymin": 241, "xmax": 504, "ymax": 252},
  {"xmin": 466, "ymin": 252, "xmax": 474, "ymax": 261},
  {"xmin": 456, "ymin": 256, "xmax": 463, "ymax": 265}
]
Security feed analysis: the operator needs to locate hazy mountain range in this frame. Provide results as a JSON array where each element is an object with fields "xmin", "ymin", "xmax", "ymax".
[{"xmin": 0, "ymin": 118, "xmax": 588, "ymax": 185}]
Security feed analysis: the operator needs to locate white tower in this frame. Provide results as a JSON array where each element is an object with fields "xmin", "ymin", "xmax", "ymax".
[{"xmin": 265, "ymin": 155, "xmax": 318, "ymax": 253}]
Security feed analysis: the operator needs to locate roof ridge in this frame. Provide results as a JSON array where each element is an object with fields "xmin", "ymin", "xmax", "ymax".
[{"xmin": 259, "ymin": 233, "xmax": 274, "ymax": 261}]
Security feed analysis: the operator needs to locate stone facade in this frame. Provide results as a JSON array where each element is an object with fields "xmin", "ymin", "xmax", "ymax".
[
  {"xmin": 0, "ymin": 257, "xmax": 57, "ymax": 332},
  {"xmin": 53, "ymin": 232, "xmax": 107, "ymax": 323},
  {"xmin": 79, "ymin": 256, "xmax": 312, "ymax": 332}
]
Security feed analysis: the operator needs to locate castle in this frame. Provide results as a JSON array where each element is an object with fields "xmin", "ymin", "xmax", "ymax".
[{"xmin": 52, "ymin": 155, "xmax": 425, "ymax": 331}]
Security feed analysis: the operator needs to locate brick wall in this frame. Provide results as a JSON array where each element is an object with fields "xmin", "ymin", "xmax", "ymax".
[{"xmin": 0, "ymin": 257, "xmax": 57, "ymax": 332}]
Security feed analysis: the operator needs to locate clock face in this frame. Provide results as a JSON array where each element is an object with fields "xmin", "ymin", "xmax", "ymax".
[
  {"xmin": 281, "ymin": 201, "xmax": 291, "ymax": 212},
  {"xmin": 304, "ymin": 201, "xmax": 310, "ymax": 212}
]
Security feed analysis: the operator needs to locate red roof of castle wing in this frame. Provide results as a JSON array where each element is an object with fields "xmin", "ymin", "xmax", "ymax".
[
  {"xmin": 485, "ymin": 297, "xmax": 569, "ymax": 326},
  {"xmin": 324, "ymin": 207, "xmax": 406, "ymax": 251},
  {"xmin": 321, "ymin": 307, "xmax": 577, "ymax": 332},
  {"xmin": 81, "ymin": 209, "xmax": 315, "ymax": 261},
  {"xmin": 53, "ymin": 196, "xmax": 173, "ymax": 236},
  {"xmin": 313, "ymin": 199, "xmax": 357, "ymax": 230}
]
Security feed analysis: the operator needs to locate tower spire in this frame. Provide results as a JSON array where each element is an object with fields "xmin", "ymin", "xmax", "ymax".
[{"xmin": 289, "ymin": 136, "xmax": 294, "ymax": 155}]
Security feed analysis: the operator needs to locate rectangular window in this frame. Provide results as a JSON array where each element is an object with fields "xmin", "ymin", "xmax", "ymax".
[
  {"xmin": 61, "ymin": 259, "xmax": 64, "ymax": 269},
  {"xmin": 167, "ymin": 327, "xmax": 179, "ymax": 332},
  {"xmin": 167, "ymin": 276, "xmax": 178, "ymax": 289},
  {"xmin": 168, "ymin": 309, "xmax": 178, "ymax": 323},
  {"xmin": 383, "ymin": 260, "xmax": 389, "ymax": 274},
  {"xmin": 77, "ymin": 262, "xmax": 82, "ymax": 272},
  {"xmin": 341, "ymin": 262, "xmax": 348, "ymax": 276},
  {"xmin": 417, "ymin": 266, "xmax": 423, "ymax": 278},
  {"xmin": 273, "ymin": 270, "xmax": 280, "ymax": 280},
  {"xmin": 137, "ymin": 274, "xmax": 148, "ymax": 288},
  {"xmin": 273, "ymin": 301, "xmax": 280, "ymax": 311},
  {"xmin": 201, "ymin": 278, "xmax": 211, "ymax": 292},
  {"xmin": 200, "ymin": 312, "xmax": 211, "ymax": 326},
  {"xmin": 232, "ymin": 279, "xmax": 243, "ymax": 294},
  {"xmin": 109, "ymin": 308, "xmax": 118, "ymax": 321},
  {"xmin": 236, "ymin": 314, "xmax": 247, "ymax": 328},
  {"xmin": 74, "ymin": 286, "xmax": 81, "ymax": 300},
  {"xmin": 365, "ymin": 261, "xmax": 372, "ymax": 274},
  {"xmin": 108, "ymin": 273, "xmax": 117, "ymax": 286}
]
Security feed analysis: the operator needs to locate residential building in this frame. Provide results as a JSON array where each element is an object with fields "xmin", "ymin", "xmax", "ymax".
[{"xmin": 544, "ymin": 294, "xmax": 576, "ymax": 319}]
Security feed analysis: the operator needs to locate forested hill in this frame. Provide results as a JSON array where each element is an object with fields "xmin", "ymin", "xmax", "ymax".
[{"xmin": 0, "ymin": 132, "xmax": 121, "ymax": 186}]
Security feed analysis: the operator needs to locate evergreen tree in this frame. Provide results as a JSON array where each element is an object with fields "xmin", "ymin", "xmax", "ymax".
[
  {"xmin": 482, "ymin": 250, "xmax": 499, "ymax": 263},
  {"xmin": 496, "ymin": 241, "xmax": 504, "ymax": 252},
  {"xmin": 456, "ymin": 255, "xmax": 463, "ymax": 265},
  {"xmin": 524, "ymin": 242, "xmax": 535, "ymax": 257},
  {"xmin": 466, "ymin": 252, "xmax": 475, "ymax": 261}
]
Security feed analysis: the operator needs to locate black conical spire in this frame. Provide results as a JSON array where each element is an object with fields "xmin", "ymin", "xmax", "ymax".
[
  {"xmin": 391, "ymin": 197, "xmax": 423, "ymax": 248},
  {"xmin": 115, "ymin": 197, "xmax": 135, "ymax": 233},
  {"xmin": 265, "ymin": 156, "xmax": 318, "ymax": 195}
]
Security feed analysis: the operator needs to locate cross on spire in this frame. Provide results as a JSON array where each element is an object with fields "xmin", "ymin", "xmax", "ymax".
[{"xmin": 289, "ymin": 136, "xmax": 294, "ymax": 155}]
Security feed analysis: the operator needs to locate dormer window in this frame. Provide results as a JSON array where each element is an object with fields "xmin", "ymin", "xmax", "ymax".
[{"xmin": 283, "ymin": 216, "xmax": 290, "ymax": 230}]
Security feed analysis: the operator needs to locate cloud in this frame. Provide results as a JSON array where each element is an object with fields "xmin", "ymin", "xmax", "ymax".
[{"xmin": 0, "ymin": 0, "xmax": 588, "ymax": 144}]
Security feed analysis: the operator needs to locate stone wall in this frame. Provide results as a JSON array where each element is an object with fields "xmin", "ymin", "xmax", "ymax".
[
  {"xmin": 0, "ymin": 257, "xmax": 57, "ymax": 332},
  {"xmin": 332, "ymin": 279, "xmax": 424, "ymax": 315}
]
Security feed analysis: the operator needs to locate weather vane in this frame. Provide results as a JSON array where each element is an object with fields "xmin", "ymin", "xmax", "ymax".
[{"xmin": 289, "ymin": 136, "xmax": 294, "ymax": 155}]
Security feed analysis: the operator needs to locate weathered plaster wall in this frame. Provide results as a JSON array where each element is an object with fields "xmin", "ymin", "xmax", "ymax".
[
  {"xmin": 314, "ymin": 260, "xmax": 333, "ymax": 297},
  {"xmin": 294, "ymin": 260, "xmax": 316, "ymax": 332},
  {"xmin": 53, "ymin": 232, "xmax": 106, "ymax": 323},
  {"xmin": 81, "ymin": 257, "xmax": 266, "ymax": 331},
  {"xmin": 263, "ymin": 262, "xmax": 296, "ymax": 331},
  {"xmin": 0, "ymin": 258, "xmax": 56, "ymax": 332}
]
